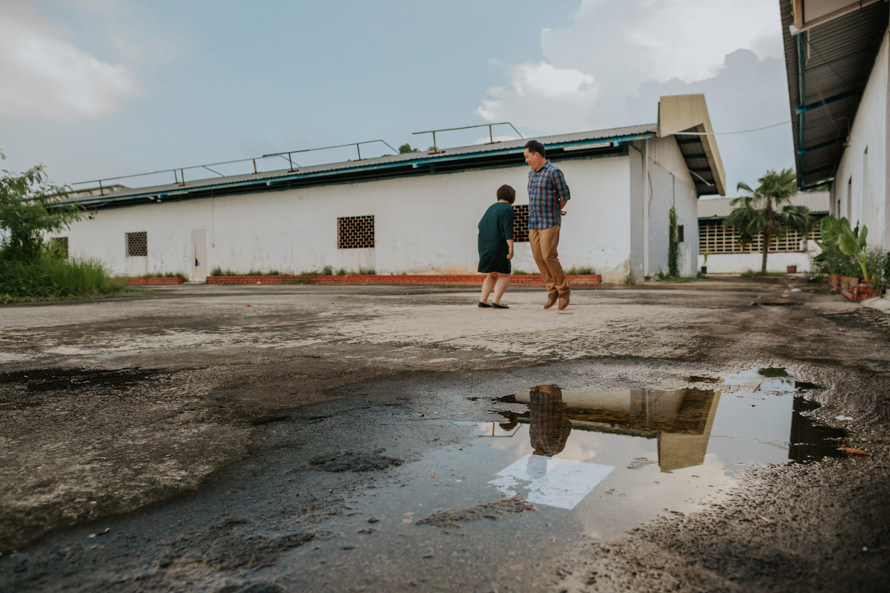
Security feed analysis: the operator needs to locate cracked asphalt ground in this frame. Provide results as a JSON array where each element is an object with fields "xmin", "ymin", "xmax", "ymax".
[{"xmin": 1, "ymin": 280, "xmax": 888, "ymax": 592}]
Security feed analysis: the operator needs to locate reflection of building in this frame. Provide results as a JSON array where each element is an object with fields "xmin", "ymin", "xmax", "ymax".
[
  {"xmin": 788, "ymin": 397, "xmax": 847, "ymax": 462},
  {"xmin": 514, "ymin": 388, "xmax": 721, "ymax": 472}
]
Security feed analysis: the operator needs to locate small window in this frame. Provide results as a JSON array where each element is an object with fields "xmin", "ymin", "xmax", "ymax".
[
  {"xmin": 50, "ymin": 237, "xmax": 69, "ymax": 258},
  {"xmin": 512, "ymin": 204, "xmax": 529, "ymax": 242},
  {"xmin": 337, "ymin": 216, "xmax": 375, "ymax": 249},
  {"xmin": 126, "ymin": 231, "xmax": 148, "ymax": 257},
  {"xmin": 677, "ymin": 225, "xmax": 685, "ymax": 243}
]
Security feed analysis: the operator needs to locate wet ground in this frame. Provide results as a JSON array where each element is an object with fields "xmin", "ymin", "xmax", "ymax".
[{"xmin": 1, "ymin": 280, "xmax": 888, "ymax": 592}]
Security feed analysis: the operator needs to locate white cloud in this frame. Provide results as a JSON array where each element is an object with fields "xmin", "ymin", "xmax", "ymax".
[
  {"xmin": 621, "ymin": 0, "xmax": 783, "ymax": 82},
  {"xmin": 476, "ymin": 62, "xmax": 600, "ymax": 134},
  {"xmin": 477, "ymin": 0, "xmax": 783, "ymax": 134},
  {"xmin": 0, "ymin": 7, "xmax": 140, "ymax": 122}
]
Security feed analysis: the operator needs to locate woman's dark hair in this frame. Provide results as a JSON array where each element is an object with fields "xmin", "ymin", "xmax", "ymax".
[
  {"xmin": 524, "ymin": 139, "xmax": 546, "ymax": 157},
  {"xmin": 497, "ymin": 184, "xmax": 516, "ymax": 204}
]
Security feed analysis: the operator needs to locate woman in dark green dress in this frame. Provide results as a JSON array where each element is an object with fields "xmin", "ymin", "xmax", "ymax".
[{"xmin": 477, "ymin": 184, "xmax": 515, "ymax": 308}]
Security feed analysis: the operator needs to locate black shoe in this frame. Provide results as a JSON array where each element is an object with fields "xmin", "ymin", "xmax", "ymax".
[
  {"xmin": 478, "ymin": 301, "xmax": 492, "ymax": 308},
  {"xmin": 491, "ymin": 302, "xmax": 509, "ymax": 309}
]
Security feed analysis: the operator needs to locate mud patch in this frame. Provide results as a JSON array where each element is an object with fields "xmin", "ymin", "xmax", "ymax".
[
  {"xmin": 0, "ymin": 367, "xmax": 164, "ymax": 412},
  {"xmin": 161, "ymin": 518, "xmax": 315, "ymax": 570},
  {"xmin": 309, "ymin": 451, "xmax": 404, "ymax": 472},
  {"xmin": 416, "ymin": 495, "xmax": 537, "ymax": 528},
  {"xmin": 218, "ymin": 584, "xmax": 284, "ymax": 593},
  {"xmin": 0, "ymin": 367, "xmax": 162, "ymax": 392}
]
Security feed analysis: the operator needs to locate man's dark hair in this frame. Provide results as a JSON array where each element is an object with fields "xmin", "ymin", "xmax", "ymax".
[
  {"xmin": 524, "ymin": 139, "xmax": 546, "ymax": 158},
  {"xmin": 496, "ymin": 184, "xmax": 516, "ymax": 204}
]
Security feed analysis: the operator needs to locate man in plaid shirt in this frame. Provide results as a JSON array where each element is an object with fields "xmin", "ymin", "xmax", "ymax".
[{"xmin": 524, "ymin": 140, "xmax": 571, "ymax": 309}]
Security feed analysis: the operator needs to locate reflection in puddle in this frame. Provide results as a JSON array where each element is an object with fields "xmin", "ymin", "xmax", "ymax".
[
  {"xmin": 274, "ymin": 369, "xmax": 853, "ymax": 592},
  {"xmin": 311, "ymin": 369, "xmax": 847, "ymax": 548},
  {"xmin": 505, "ymin": 385, "xmax": 721, "ymax": 472},
  {"xmin": 474, "ymin": 377, "xmax": 846, "ymax": 514}
]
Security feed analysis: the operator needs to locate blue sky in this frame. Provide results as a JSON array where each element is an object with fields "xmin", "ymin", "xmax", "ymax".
[{"xmin": 0, "ymin": 0, "xmax": 792, "ymax": 195}]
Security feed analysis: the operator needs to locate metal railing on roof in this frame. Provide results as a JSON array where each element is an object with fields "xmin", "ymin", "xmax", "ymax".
[
  {"xmin": 70, "ymin": 139, "xmax": 399, "ymax": 196},
  {"xmin": 412, "ymin": 122, "xmax": 523, "ymax": 153},
  {"xmin": 70, "ymin": 123, "xmax": 524, "ymax": 197}
]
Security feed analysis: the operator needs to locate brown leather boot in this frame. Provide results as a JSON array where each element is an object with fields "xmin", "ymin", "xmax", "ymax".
[
  {"xmin": 558, "ymin": 288, "xmax": 571, "ymax": 310},
  {"xmin": 543, "ymin": 291, "xmax": 558, "ymax": 309}
]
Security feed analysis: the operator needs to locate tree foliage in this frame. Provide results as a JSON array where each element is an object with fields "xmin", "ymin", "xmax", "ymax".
[
  {"xmin": 0, "ymin": 159, "xmax": 82, "ymax": 262},
  {"xmin": 724, "ymin": 168, "xmax": 812, "ymax": 274}
]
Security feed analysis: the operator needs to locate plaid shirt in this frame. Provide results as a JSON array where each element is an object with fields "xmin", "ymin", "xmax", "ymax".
[
  {"xmin": 527, "ymin": 160, "xmax": 571, "ymax": 230},
  {"xmin": 529, "ymin": 388, "xmax": 571, "ymax": 456}
]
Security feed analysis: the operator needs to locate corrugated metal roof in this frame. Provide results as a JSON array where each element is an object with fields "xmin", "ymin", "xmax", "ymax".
[
  {"xmin": 64, "ymin": 124, "xmax": 659, "ymax": 208},
  {"xmin": 697, "ymin": 191, "xmax": 830, "ymax": 218},
  {"xmin": 781, "ymin": 0, "xmax": 889, "ymax": 188}
]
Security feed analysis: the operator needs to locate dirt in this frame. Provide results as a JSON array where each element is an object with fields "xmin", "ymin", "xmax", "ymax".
[
  {"xmin": 415, "ymin": 495, "xmax": 538, "ymax": 528},
  {"xmin": 0, "ymin": 280, "xmax": 888, "ymax": 592}
]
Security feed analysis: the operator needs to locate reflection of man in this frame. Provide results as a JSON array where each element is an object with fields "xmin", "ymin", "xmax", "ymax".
[{"xmin": 528, "ymin": 385, "xmax": 572, "ymax": 457}]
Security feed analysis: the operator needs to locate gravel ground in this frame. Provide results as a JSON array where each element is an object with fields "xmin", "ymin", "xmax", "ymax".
[{"xmin": 0, "ymin": 279, "xmax": 887, "ymax": 592}]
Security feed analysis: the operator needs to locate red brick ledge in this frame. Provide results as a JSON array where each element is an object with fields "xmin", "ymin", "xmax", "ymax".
[{"xmin": 207, "ymin": 274, "xmax": 602, "ymax": 286}]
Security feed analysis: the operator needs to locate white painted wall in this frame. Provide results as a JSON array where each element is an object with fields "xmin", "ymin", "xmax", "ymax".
[
  {"xmin": 62, "ymin": 152, "xmax": 684, "ymax": 283},
  {"xmin": 833, "ymin": 28, "xmax": 889, "ymax": 249},
  {"xmin": 556, "ymin": 156, "xmax": 632, "ymax": 282},
  {"xmin": 699, "ymin": 248, "xmax": 816, "ymax": 275},
  {"xmin": 629, "ymin": 138, "xmax": 699, "ymax": 280}
]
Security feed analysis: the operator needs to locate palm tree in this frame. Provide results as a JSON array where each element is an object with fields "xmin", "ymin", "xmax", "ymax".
[{"xmin": 724, "ymin": 168, "xmax": 812, "ymax": 274}]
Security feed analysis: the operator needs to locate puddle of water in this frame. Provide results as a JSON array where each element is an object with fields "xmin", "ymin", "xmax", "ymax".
[{"xmin": 279, "ymin": 369, "xmax": 848, "ymax": 584}]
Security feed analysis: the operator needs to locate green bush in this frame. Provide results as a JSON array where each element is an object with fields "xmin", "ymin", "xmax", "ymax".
[
  {"xmin": 0, "ymin": 256, "xmax": 123, "ymax": 302},
  {"xmin": 864, "ymin": 247, "xmax": 889, "ymax": 295}
]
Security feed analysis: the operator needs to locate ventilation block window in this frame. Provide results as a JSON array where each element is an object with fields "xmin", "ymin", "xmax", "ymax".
[
  {"xmin": 512, "ymin": 204, "xmax": 529, "ymax": 243},
  {"xmin": 337, "ymin": 215, "xmax": 375, "ymax": 249},
  {"xmin": 126, "ymin": 231, "xmax": 148, "ymax": 257},
  {"xmin": 698, "ymin": 219, "xmax": 822, "ymax": 254},
  {"xmin": 50, "ymin": 237, "xmax": 69, "ymax": 258}
]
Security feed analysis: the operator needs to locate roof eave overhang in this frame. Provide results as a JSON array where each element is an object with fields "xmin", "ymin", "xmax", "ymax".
[
  {"xmin": 781, "ymin": 0, "xmax": 890, "ymax": 189},
  {"xmin": 656, "ymin": 94, "xmax": 727, "ymax": 197}
]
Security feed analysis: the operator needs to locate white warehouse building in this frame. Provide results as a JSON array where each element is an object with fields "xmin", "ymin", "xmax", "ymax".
[{"xmin": 57, "ymin": 94, "xmax": 726, "ymax": 284}]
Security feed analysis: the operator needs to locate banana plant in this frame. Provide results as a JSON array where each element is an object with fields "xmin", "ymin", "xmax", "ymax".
[{"xmin": 835, "ymin": 217, "xmax": 871, "ymax": 282}]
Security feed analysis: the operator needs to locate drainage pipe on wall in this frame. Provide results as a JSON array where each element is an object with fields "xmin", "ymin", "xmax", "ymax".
[{"xmin": 642, "ymin": 138, "xmax": 650, "ymax": 279}]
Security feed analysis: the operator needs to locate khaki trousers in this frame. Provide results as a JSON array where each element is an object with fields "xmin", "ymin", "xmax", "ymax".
[{"xmin": 529, "ymin": 226, "xmax": 568, "ymax": 295}]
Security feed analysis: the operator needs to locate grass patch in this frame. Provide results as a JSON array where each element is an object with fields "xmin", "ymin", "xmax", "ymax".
[
  {"xmin": 565, "ymin": 266, "xmax": 595, "ymax": 275},
  {"xmin": 740, "ymin": 271, "xmax": 788, "ymax": 277},
  {"xmin": 0, "ymin": 257, "xmax": 124, "ymax": 303},
  {"xmin": 655, "ymin": 271, "xmax": 702, "ymax": 282}
]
